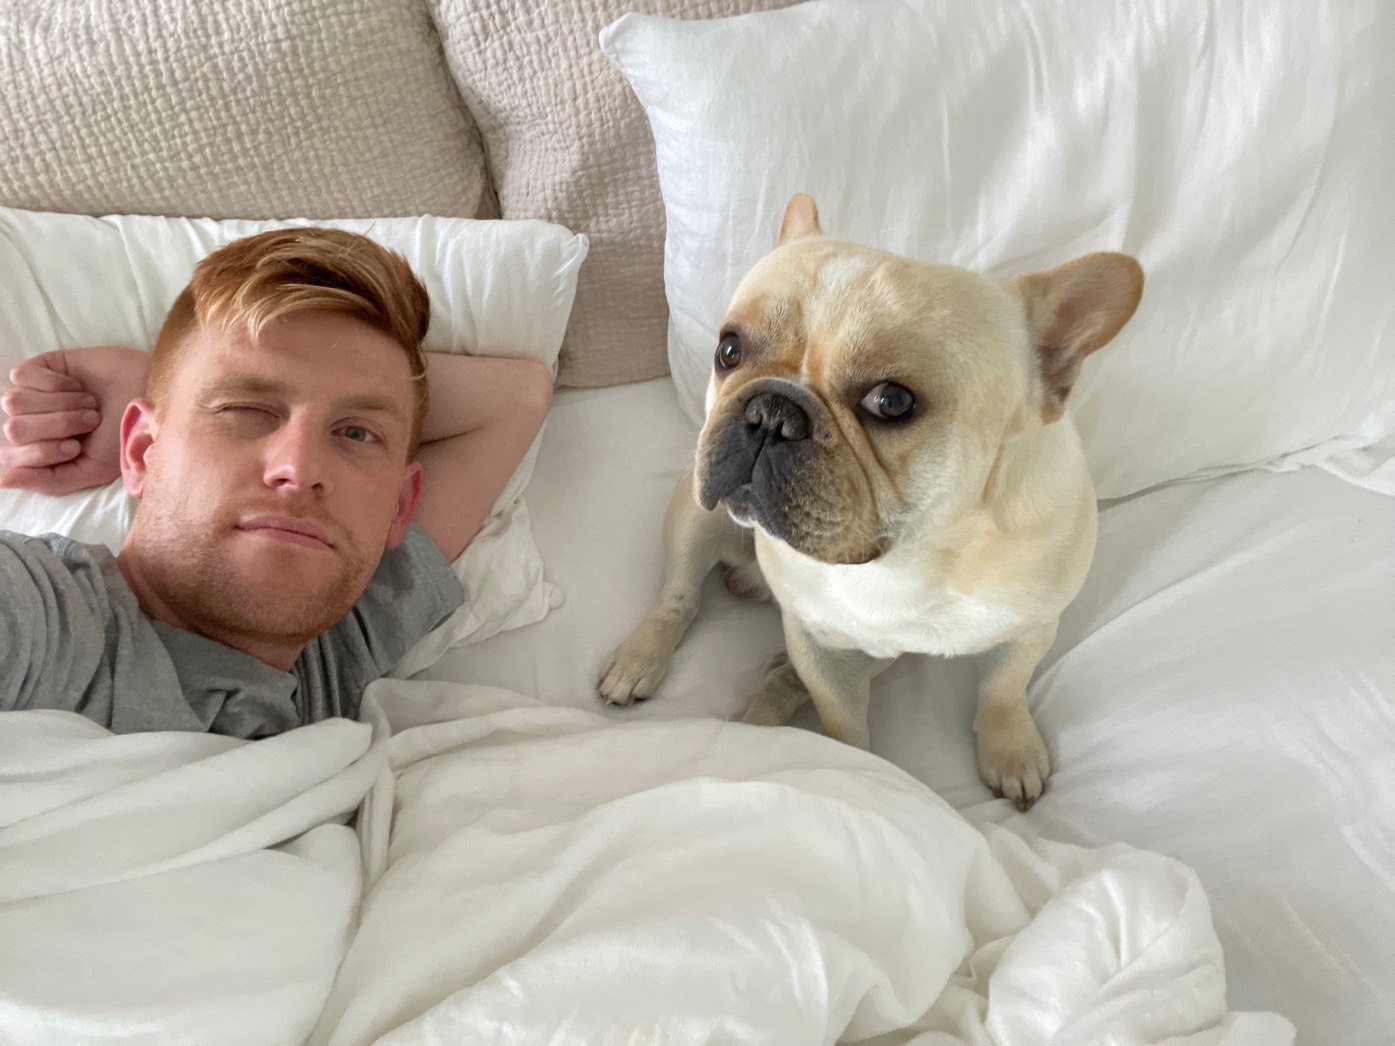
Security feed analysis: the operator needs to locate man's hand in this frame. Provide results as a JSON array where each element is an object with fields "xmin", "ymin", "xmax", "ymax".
[{"xmin": 0, "ymin": 348, "xmax": 149, "ymax": 496}]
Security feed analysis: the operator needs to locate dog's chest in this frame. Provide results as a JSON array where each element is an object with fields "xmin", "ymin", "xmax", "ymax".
[{"xmin": 758, "ymin": 539, "xmax": 1024, "ymax": 660}]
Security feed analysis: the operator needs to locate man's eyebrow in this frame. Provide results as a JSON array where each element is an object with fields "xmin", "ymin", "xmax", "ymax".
[
  {"xmin": 202, "ymin": 374, "xmax": 293, "ymax": 399},
  {"xmin": 337, "ymin": 395, "xmax": 408, "ymax": 421}
]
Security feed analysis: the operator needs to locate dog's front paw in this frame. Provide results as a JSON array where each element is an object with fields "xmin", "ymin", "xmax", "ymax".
[
  {"xmin": 975, "ymin": 707, "xmax": 1051, "ymax": 812},
  {"xmin": 598, "ymin": 622, "xmax": 680, "ymax": 706}
]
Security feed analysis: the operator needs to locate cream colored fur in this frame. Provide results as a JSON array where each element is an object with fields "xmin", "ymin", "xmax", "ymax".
[{"xmin": 600, "ymin": 194, "xmax": 1142, "ymax": 809}]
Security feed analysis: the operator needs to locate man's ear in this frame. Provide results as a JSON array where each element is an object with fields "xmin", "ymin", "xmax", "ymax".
[
  {"xmin": 385, "ymin": 460, "xmax": 424, "ymax": 550},
  {"xmin": 779, "ymin": 193, "xmax": 823, "ymax": 244},
  {"xmin": 119, "ymin": 398, "xmax": 159, "ymax": 498},
  {"xmin": 1010, "ymin": 252, "xmax": 1144, "ymax": 424}
]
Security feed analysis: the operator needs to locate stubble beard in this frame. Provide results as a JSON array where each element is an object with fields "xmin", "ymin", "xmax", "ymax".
[{"xmin": 127, "ymin": 495, "xmax": 378, "ymax": 652}]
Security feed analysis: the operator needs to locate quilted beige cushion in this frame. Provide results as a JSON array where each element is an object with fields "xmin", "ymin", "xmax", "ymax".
[
  {"xmin": 431, "ymin": 0, "xmax": 800, "ymax": 388},
  {"xmin": 0, "ymin": 0, "xmax": 493, "ymax": 221}
]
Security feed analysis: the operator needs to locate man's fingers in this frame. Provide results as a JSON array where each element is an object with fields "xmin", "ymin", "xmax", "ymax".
[
  {"xmin": 0, "ymin": 386, "xmax": 98, "ymax": 416},
  {"xmin": 0, "ymin": 438, "xmax": 83, "ymax": 471},
  {"xmin": 3, "ymin": 409, "xmax": 101, "ymax": 445},
  {"xmin": 8, "ymin": 356, "xmax": 83, "ymax": 394}
]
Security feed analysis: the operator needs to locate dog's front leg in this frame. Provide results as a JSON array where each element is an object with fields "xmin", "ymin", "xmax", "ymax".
[
  {"xmin": 974, "ymin": 618, "xmax": 1057, "ymax": 810},
  {"xmin": 599, "ymin": 469, "xmax": 751, "ymax": 705},
  {"xmin": 752, "ymin": 613, "xmax": 886, "ymax": 749}
]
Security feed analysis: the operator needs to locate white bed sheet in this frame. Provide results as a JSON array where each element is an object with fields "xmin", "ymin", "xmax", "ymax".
[
  {"xmin": 422, "ymin": 378, "xmax": 1395, "ymax": 1044},
  {"xmin": 0, "ymin": 686, "xmax": 1289, "ymax": 1045}
]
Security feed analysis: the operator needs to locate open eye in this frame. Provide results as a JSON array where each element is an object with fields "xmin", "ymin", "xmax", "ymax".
[
  {"xmin": 339, "ymin": 425, "xmax": 378, "ymax": 444},
  {"xmin": 715, "ymin": 332, "xmax": 743, "ymax": 371},
  {"xmin": 860, "ymin": 382, "xmax": 916, "ymax": 421}
]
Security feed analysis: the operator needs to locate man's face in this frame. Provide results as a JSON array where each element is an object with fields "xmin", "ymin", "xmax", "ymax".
[{"xmin": 120, "ymin": 311, "xmax": 423, "ymax": 651}]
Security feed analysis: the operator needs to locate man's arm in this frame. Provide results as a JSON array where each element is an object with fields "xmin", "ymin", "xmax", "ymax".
[
  {"xmin": 413, "ymin": 353, "xmax": 553, "ymax": 561},
  {"xmin": 0, "ymin": 532, "xmax": 108, "ymax": 719}
]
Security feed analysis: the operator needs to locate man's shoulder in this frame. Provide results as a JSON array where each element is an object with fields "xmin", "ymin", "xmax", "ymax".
[
  {"xmin": 0, "ymin": 529, "xmax": 119, "ymax": 575},
  {"xmin": 0, "ymin": 529, "xmax": 196, "ymax": 731},
  {"xmin": 0, "ymin": 529, "xmax": 137, "ymax": 638},
  {"xmin": 358, "ymin": 522, "xmax": 464, "ymax": 631}
]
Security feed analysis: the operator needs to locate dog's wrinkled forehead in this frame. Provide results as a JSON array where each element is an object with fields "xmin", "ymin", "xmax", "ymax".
[
  {"xmin": 723, "ymin": 238, "xmax": 1025, "ymax": 390},
  {"xmin": 730, "ymin": 241, "xmax": 900, "ymax": 337}
]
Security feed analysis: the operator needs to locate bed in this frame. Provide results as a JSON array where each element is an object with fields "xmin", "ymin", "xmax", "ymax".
[
  {"xmin": 421, "ymin": 377, "xmax": 1395, "ymax": 1044},
  {"xmin": 2, "ymin": 375, "xmax": 1383, "ymax": 1045},
  {"xmin": 1, "ymin": 0, "xmax": 1391, "ymax": 1041}
]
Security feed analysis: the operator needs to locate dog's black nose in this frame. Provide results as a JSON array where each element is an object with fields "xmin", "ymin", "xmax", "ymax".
[{"xmin": 744, "ymin": 392, "xmax": 810, "ymax": 442}]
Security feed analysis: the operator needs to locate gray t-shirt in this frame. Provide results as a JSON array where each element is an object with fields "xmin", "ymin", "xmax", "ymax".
[{"xmin": 0, "ymin": 524, "xmax": 464, "ymax": 738}]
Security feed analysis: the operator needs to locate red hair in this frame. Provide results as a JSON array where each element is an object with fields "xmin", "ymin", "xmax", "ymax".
[{"xmin": 149, "ymin": 228, "xmax": 431, "ymax": 455}]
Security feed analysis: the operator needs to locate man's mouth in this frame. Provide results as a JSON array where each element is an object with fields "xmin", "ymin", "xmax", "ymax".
[{"xmin": 234, "ymin": 516, "xmax": 336, "ymax": 550}]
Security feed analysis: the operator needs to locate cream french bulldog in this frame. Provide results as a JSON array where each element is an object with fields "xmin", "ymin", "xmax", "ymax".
[{"xmin": 599, "ymin": 194, "xmax": 1143, "ymax": 809}]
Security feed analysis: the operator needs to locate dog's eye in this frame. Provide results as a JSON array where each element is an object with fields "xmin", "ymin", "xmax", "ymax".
[
  {"xmin": 861, "ymin": 382, "xmax": 916, "ymax": 421},
  {"xmin": 715, "ymin": 333, "xmax": 743, "ymax": 371}
]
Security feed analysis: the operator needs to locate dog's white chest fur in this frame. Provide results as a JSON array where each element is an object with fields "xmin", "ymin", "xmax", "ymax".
[{"xmin": 757, "ymin": 536, "xmax": 1025, "ymax": 660}]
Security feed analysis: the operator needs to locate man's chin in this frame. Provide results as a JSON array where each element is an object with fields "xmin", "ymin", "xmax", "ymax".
[
  {"xmin": 214, "ymin": 591, "xmax": 359, "ymax": 646},
  {"xmin": 127, "ymin": 515, "xmax": 372, "ymax": 650},
  {"xmin": 200, "ymin": 565, "xmax": 367, "ymax": 643}
]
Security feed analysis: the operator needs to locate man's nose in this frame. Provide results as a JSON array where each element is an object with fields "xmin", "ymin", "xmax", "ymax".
[{"xmin": 263, "ymin": 415, "xmax": 329, "ymax": 494}]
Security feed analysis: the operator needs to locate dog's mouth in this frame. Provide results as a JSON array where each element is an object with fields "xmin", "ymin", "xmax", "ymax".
[
  {"xmin": 722, "ymin": 486, "xmax": 755, "ymax": 523},
  {"xmin": 720, "ymin": 483, "xmax": 765, "ymax": 531},
  {"xmin": 696, "ymin": 381, "xmax": 890, "ymax": 565},
  {"xmin": 699, "ymin": 440, "xmax": 887, "ymax": 566}
]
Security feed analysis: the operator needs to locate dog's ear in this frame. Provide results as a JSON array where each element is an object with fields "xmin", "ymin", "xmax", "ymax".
[
  {"xmin": 779, "ymin": 193, "xmax": 823, "ymax": 244},
  {"xmin": 1010, "ymin": 253, "xmax": 1144, "ymax": 424}
]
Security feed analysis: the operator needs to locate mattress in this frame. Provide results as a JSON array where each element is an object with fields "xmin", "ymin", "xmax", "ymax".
[{"xmin": 421, "ymin": 377, "xmax": 1395, "ymax": 1044}]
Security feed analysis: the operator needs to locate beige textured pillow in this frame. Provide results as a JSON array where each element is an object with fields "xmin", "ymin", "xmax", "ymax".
[
  {"xmin": 430, "ymin": 0, "xmax": 800, "ymax": 388},
  {"xmin": 0, "ymin": 0, "xmax": 493, "ymax": 221}
]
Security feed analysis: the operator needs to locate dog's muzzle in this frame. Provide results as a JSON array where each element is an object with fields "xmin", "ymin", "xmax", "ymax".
[{"xmin": 697, "ymin": 388, "xmax": 813, "ymax": 514}]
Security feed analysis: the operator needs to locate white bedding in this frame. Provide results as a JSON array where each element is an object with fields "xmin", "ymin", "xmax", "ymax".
[
  {"xmin": 315, "ymin": 684, "xmax": 1288, "ymax": 1046},
  {"xmin": 424, "ymin": 378, "xmax": 1395, "ymax": 1044},
  {"xmin": 0, "ymin": 686, "xmax": 1290, "ymax": 1046},
  {"xmin": 0, "ymin": 711, "xmax": 381, "ymax": 1044}
]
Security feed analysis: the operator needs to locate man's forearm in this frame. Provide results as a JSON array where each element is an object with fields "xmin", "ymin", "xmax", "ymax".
[
  {"xmin": 419, "ymin": 354, "xmax": 553, "ymax": 445},
  {"xmin": 411, "ymin": 353, "xmax": 554, "ymax": 560}
]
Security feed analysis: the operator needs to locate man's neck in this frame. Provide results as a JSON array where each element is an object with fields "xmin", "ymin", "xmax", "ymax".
[{"xmin": 116, "ymin": 550, "xmax": 304, "ymax": 672}]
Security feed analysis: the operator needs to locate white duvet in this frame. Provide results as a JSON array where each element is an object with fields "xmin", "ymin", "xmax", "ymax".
[{"xmin": 0, "ymin": 683, "xmax": 1293, "ymax": 1046}]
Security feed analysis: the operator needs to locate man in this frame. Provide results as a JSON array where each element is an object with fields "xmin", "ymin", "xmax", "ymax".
[{"xmin": 0, "ymin": 228, "xmax": 552, "ymax": 737}]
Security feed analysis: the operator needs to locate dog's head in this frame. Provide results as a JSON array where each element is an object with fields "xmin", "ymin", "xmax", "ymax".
[{"xmin": 694, "ymin": 194, "xmax": 1143, "ymax": 564}]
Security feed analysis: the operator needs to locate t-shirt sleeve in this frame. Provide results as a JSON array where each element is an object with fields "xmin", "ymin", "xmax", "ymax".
[
  {"xmin": 296, "ymin": 523, "xmax": 466, "ymax": 721},
  {"xmin": 0, "ymin": 530, "xmax": 107, "ymax": 716}
]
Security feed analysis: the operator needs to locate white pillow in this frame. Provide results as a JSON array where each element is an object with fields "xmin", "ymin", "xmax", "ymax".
[
  {"xmin": 602, "ymin": 0, "xmax": 1395, "ymax": 499},
  {"xmin": 0, "ymin": 209, "xmax": 589, "ymax": 664}
]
